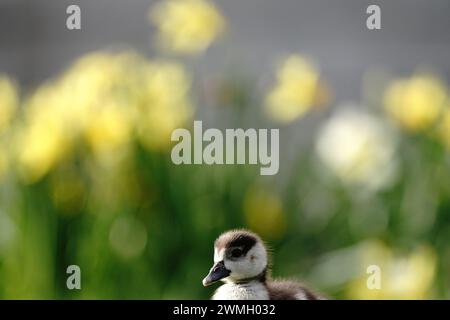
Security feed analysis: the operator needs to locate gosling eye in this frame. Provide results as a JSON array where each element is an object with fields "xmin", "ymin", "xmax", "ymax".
[{"xmin": 230, "ymin": 248, "xmax": 243, "ymax": 258}]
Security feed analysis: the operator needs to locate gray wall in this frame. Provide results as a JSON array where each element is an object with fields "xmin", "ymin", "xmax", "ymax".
[{"xmin": 1, "ymin": 0, "xmax": 449, "ymax": 102}]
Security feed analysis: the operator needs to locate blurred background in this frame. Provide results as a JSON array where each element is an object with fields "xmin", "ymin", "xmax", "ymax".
[{"xmin": 1, "ymin": 0, "xmax": 450, "ymax": 299}]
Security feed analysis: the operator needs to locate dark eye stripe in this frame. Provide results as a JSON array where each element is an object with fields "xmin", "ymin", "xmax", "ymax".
[
  {"xmin": 230, "ymin": 248, "xmax": 243, "ymax": 257},
  {"xmin": 228, "ymin": 235, "xmax": 256, "ymax": 255},
  {"xmin": 215, "ymin": 231, "xmax": 260, "ymax": 256}
]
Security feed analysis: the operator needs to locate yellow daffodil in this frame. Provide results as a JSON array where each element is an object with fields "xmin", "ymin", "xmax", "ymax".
[
  {"xmin": 15, "ymin": 83, "xmax": 74, "ymax": 183},
  {"xmin": 14, "ymin": 51, "xmax": 193, "ymax": 181},
  {"xmin": 384, "ymin": 73, "xmax": 447, "ymax": 131},
  {"xmin": 85, "ymin": 101, "xmax": 134, "ymax": 156},
  {"xmin": 437, "ymin": 108, "xmax": 450, "ymax": 149},
  {"xmin": 0, "ymin": 76, "xmax": 18, "ymax": 133},
  {"xmin": 150, "ymin": 0, "xmax": 225, "ymax": 54},
  {"xmin": 137, "ymin": 61, "xmax": 193, "ymax": 149},
  {"xmin": 266, "ymin": 55, "xmax": 328, "ymax": 123},
  {"xmin": 16, "ymin": 114, "xmax": 71, "ymax": 184}
]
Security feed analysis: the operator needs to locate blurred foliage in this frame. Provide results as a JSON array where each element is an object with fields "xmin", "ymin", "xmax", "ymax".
[{"xmin": 1, "ymin": 0, "xmax": 450, "ymax": 299}]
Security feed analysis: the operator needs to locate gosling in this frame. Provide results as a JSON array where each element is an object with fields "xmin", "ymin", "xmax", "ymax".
[{"xmin": 202, "ymin": 229, "xmax": 324, "ymax": 300}]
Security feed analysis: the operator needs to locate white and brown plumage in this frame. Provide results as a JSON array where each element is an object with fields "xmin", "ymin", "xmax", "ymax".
[{"xmin": 202, "ymin": 229, "xmax": 324, "ymax": 300}]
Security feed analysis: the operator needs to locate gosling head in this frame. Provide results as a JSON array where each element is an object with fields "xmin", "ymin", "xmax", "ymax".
[{"xmin": 202, "ymin": 229, "xmax": 269, "ymax": 287}]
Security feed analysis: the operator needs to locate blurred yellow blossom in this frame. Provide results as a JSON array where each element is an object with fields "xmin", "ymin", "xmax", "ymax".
[
  {"xmin": 58, "ymin": 53, "xmax": 124, "ymax": 129},
  {"xmin": 14, "ymin": 53, "xmax": 116, "ymax": 182},
  {"xmin": 437, "ymin": 108, "xmax": 450, "ymax": 149},
  {"xmin": 14, "ymin": 51, "xmax": 192, "ymax": 182},
  {"xmin": 137, "ymin": 61, "xmax": 193, "ymax": 149},
  {"xmin": 316, "ymin": 107, "xmax": 397, "ymax": 191},
  {"xmin": 16, "ymin": 112, "xmax": 71, "ymax": 184},
  {"xmin": 149, "ymin": 0, "xmax": 225, "ymax": 54},
  {"xmin": 384, "ymin": 73, "xmax": 447, "ymax": 131},
  {"xmin": 347, "ymin": 242, "xmax": 436, "ymax": 299},
  {"xmin": 15, "ymin": 82, "xmax": 77, "ymax": 183},
  {"xmin": 244, "ymin": 185, "xmax": 286, "ymax": 240},
  {"xmin": 85, "ymin": 101, "xmax": 134, "ymax": 156},
  {"xmin": 0, "ymin": 76, "xmax": 18, "ymax": 133},
  {"xmin": 266, "ymin": 55, "xmax": 329, "ymax": 123}
]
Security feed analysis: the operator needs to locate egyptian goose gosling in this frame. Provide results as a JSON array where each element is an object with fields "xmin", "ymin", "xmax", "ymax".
[{"xmin": 202, "ymin": 229, "xmax": 324, "ymax": 300}]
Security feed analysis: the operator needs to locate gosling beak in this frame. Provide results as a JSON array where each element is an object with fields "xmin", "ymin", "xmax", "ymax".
[{"xmin": 202, "ymin": 261, "xmax": 230, "ymax": 287}]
